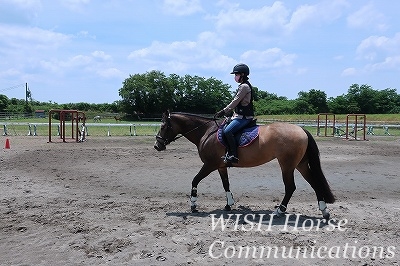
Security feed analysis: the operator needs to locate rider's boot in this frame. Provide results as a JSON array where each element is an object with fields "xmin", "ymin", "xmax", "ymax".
[{"xmin": 223, "ymin": 132, "xmax": 239, "ymax": 164}]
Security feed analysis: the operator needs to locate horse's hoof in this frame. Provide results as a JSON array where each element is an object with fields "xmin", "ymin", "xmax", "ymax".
[
  {"xmin": 322, "ymin": 210, "xmax": 330, "ymax": 220},
  {"xmin": 224, "ymin": 205, "xmax": 231, "ymax": 211},
  {"xmin": 273, "ymin": 209, "xmax": 284, "ymax": 217},
  {"xmin": 191, "ymin": 206, "xmax": 198, "ymax": 213}
]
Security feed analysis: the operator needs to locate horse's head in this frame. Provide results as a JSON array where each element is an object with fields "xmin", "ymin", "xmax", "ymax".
[{"xmin": 154, "ymin": 110, "xmax": 178, "ymax": 151}]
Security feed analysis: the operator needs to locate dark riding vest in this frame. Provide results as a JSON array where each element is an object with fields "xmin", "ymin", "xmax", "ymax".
[{"xmin": 235, "ymin": 81, "xmax": 254, "ymax": 117}]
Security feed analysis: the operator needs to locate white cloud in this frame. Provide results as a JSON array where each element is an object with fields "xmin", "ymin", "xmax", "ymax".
[
  {"xmin": 365, "ymin": 56, "xmax": 400, "ymax": 71},
  {"xmin": 355, "ymin": 33, "xmax": 400, "ymax": 72},
  {"xmin": 3, "ymin": 0, "xmax": 41, "ymax": 9},
  {"xmin": 0, "ymin": 24, "xmax": 70, "ymax": 49},
  {"xmin": 96, "ymin": 68, "xmax": 124, "ymax": 79},
  {"xmin": 341, "ymin": 67, "xmax": 356, "ymax": 76},
  {"xmin": 356, "ymin": 33, "xmax": 400, "ymax": 61},
  {"xmin": 38, "ymin": 55, "xmax": 92, "ymax": 74},
  {"xmin": 76, "ymin": 31, "xmax": 96, "ymax": 39},
  {"xmin": 62, "ymin": 0, "xmax": 91, "ymax": 12},
  {"xmin": 67, "ymin": 54, "xmax": 92, "ymax": 67},
  {"xmin": 162, "ymin": 0, "xmax": 203, "ymax": 16},
  {"xmin": 240, "ymin": 48, "xmax": 297, "ymax": 69},
  {"xmin": 347, "ymin": 3, "xmax": 388, "ymax": 31},
  {"xmin": 197, "ymin": 31, "xmax": 224, "ymax": 48},
  {"xmin": 92, "ymin": 51, "xmax": 111, "ymax": 60},
  {"xmin": 211, "ymin": 1, "xmax": 349, "ymax": 41},
  {"xmin": 0, "ymin": 68, "xmax": 21, "ymax": 78},
  {"xmin": 287, "ymin": 4, "xmax": 317, "ymax": 32},
  {"xmin": 128, "ymin": 37, "xmax": 235, "ymax": 74},
  {"xmin": 287, "ymin": 0, "xmax": 349, "ymax": 31},
  {"xmin": 213, "ymin": 2, "xmax": 288, "ymax": 38}
]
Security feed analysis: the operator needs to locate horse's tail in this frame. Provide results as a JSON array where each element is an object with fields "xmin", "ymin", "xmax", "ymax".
[{"xmin": 303, "ymin": 129, "xmax": 335, "ymax": 203}]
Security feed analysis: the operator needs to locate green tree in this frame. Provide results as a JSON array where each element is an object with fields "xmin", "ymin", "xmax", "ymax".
[
  {"xmin": 119, "ymin": 71, "xmax": 232, "ymax": 115},
  {"xmin": 374, "ymin": 88, "xmax": 400, "ymax": 113},
  {"xmin": 327, "ymin": 95, "xmax": 349, "ymax": 114},
  {"xmin": 0, "ymin": 94, "xmax": 9, "ymax": 111},
  {"xmin": 119, "ymin": 70, "xmax": 174, "ymax": 115},
  {"xmin": 347, "ymin": 84, "xmax": 376, "ymax": 113},
  {"xmin": 296, "ymin": 89, "xmax": 328, "ymax": 114},
  {"xmin": 254, "ymin": 98, "xmax": 295, "ymax": 115}
]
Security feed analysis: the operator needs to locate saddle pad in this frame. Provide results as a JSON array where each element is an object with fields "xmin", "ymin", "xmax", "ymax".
[{"xmin": 217, "ymin": 125, "xmax": 259, "ymax": 148}]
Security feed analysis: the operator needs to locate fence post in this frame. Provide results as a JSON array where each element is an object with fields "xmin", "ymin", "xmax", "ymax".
[
  {"xmin": 79, "ymin": 124, "xmax": 86, "ymax": 142},
  {"xmin": 367, "ymin": 126, "xmax": 374, "ymax": 135},
  {"xmin": 383, "ymin": 126, "xmax": 391, "ymax": 135},
  {"xmin": 27, "ymin": 124, "xmax": 33, "ymax": 136},
  {"xmin": 107, "ymin": 125, "xmax": 111, "ymax": 136}
]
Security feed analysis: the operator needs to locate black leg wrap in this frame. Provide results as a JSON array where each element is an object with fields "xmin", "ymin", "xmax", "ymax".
[
  {"xmin": 191, "ymin": 187, "xmax": 197, "ymax": 197},
  {"xmin": 191, "ymin": 205, "xmax": 198, "ymax": 213}
]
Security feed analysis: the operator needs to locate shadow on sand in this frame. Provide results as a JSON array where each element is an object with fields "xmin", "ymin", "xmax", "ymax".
[{"xmin": 167, "ymin": 205, "xmax": 336, "ymax": 229}]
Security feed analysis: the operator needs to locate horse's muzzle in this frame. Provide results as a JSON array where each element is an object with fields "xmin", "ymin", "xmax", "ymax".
[{"xmin": 154, "ymin": 140, "xmax": 166, "ymax": 151}]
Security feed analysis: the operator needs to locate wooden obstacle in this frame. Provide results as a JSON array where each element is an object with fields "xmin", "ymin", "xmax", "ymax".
[
  {"xmin": 48, "ymin": 109, "xmax": 86, "ymax": 143},
  {"xmin": 345, "ymin": 114, "xmax": 367, "ymax": 140},
  {"xmin": 317, "ymin": 113, "xmax": 367, "ymax": 140}
]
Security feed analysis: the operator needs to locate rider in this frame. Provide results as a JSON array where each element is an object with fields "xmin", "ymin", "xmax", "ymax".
[{"xmin": 215, "ymin": 63, "xmax": 254, "ymax": 164}]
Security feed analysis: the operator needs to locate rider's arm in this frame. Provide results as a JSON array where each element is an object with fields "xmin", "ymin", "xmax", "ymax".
[{"xmin": 223, "ymin": 83, "xmax": 251, "ymax": 113}]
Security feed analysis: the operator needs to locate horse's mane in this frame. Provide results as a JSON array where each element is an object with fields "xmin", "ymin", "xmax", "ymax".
[{"xmin": 171, "ymin": 112, "xmax": 216, "ymax": 121}]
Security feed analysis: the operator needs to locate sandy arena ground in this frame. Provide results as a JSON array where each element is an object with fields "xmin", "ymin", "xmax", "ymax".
[{"xmin": 0, "ymin": 134, "xmax": 399, "ymax": 266}]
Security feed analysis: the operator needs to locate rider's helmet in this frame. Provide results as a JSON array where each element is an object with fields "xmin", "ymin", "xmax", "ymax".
[{"xmin": 230, "ymin": 63, "xmax": 250, "ymax": 76}]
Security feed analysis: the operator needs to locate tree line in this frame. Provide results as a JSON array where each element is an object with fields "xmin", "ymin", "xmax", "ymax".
[{"xmin": 1, "ymin": 70, "xmax": 399, "ymax": 119}]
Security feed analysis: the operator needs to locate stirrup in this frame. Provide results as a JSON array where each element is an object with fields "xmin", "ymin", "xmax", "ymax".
[{"xmin": 222, "ymin": 154, "xmax": 239, "ymax": 164}]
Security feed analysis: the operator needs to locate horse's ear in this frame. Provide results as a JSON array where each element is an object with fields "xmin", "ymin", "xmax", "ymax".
[
  {"xmin": 162, "ymin": 109, "xmax": 170, "ymax": 120},
  {"xmin": 164, "ymin": 109, "xmax": 170, "ymax": 117}
]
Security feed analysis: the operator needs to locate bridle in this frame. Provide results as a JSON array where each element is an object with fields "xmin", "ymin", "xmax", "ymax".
[{"xmin": 156, "ymin": 115, "xmax": 220, "ymax": 147}]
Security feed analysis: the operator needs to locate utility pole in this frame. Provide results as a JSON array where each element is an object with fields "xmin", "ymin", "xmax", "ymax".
[{"xmin": 25, "ymin": 83, "xmax": 31, "ymax": 103}]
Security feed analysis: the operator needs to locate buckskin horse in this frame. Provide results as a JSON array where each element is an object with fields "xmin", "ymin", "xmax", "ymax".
[{"xmin": 154, "ymin": 110, "xmax": 335, "ymax": 219}]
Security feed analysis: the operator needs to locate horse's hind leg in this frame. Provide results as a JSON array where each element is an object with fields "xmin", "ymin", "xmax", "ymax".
[
  {"xmin": 218, "ymin": 168, "xmax": 234, "ymax": 211},
  {"xmin": 274, "ymin": 168, "xmax": 296, "ymax": 217},
  {"xmin": 297, "ymin": 162, "xmax": 330, "ymax": 219}
]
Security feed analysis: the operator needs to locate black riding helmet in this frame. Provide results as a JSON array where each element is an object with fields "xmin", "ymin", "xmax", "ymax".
[{"xmin": 230, "ymin": 63, "xmax": 250, "ymax": 76}]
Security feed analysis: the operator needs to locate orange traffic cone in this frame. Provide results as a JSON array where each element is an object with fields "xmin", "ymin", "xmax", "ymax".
[{"xmin": 4, "ymin": 138, "xmax": 10, "ymax": 149}]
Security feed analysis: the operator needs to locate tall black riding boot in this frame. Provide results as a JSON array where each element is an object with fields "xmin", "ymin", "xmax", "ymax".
[{"xmin": 224, "ymin": 132, "xmax": 239, "ymax": 164}]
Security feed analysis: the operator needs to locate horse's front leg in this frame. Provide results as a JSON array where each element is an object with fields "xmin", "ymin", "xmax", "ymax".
[
  {"xmin": 218, "ymin": 168, "xmax": 234, "ymax": 211},
  {"xmin": 190, "ymin": 164, "xmax": 215, "ymax": 213}
]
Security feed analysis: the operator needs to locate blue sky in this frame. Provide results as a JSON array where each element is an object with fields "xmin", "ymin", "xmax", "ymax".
[{"xmin": 1, "ymin": 0, "xmax": 399, "ymax": 104}]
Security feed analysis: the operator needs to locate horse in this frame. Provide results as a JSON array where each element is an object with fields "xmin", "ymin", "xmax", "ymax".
[
  {"xmin": 114, "ymin": 116, "xmax": 122, "ymax": 122},
  {"xmin": 73, "ymin": 115, "xmax": 84, "ymax": 122},
  {"xmin": 93, "ymin": 115, "xmax": 101, "ymax": 122},
  {"xmin": 154, "ymin": 110, "xmax": 335, "ymax": 219}
]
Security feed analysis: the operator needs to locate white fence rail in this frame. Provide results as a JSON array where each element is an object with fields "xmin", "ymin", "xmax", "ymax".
[
  {"xmin": 1, "ymin": 122, "xmax": 161, "ymax": 137},
  {"xmin": 1, "ymin": 122, "xmax": 399, "ymax": 137}
]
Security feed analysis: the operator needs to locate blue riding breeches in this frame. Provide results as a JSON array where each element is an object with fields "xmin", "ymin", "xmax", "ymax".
[{"xmin": 223, "ymin": 118, "xmax": 252, "ymax": 135}]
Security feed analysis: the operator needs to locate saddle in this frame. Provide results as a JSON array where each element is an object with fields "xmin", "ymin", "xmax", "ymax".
[{"xmin": 217, "ymin": 119, "xmax": 259, "ymax": 148}]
